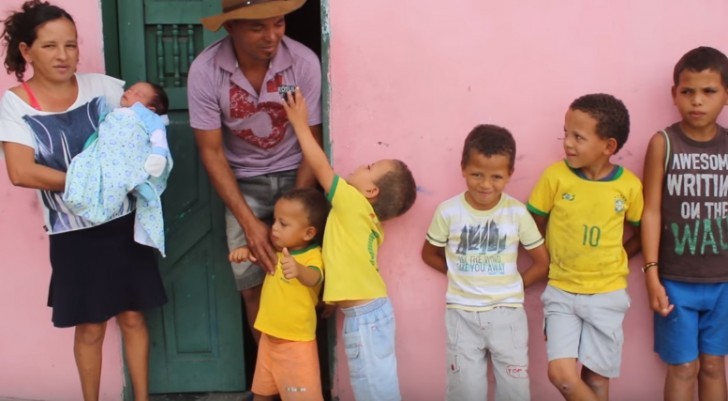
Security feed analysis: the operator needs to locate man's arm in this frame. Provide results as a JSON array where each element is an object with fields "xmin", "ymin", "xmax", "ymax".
[
  {"xmin": 282, "ymin": 90, "xmax": 335, "ymax": 193},
  {"xmin": 194, "ymin": 128, "xmax": 276, "ymax": 273},
  {"xmin": 294, "ymin": 124, "xmax": 323, "ymax": 189}
]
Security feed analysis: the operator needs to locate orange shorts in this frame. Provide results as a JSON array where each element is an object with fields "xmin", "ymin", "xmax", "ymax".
[{"xmin": 251, "ymin": 333, "xmax": 323, "ymax": 401}]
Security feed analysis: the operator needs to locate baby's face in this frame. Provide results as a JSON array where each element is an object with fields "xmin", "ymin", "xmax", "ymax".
[{"xmin": 120, "ymin": 82, "xmax": 155, "ymax": 108}]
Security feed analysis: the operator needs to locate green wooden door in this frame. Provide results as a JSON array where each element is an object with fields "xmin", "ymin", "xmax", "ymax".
[{"xmin": 103, "ymin": 0, "xmax": 246, "ymax": 394}]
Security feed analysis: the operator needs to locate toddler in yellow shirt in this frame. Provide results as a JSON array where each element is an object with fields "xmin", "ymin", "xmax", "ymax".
[{"xmin": 229, "ymin": 188, "xmax": 329, "ymax": 401}]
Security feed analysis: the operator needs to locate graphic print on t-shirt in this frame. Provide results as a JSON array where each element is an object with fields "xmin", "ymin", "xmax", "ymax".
[
  {"xmin": 22, "ymin": 97, "xmax": 108, "ymax": 232},
  {"xmin": 229, "ymin": 73, "xmax": 288, "ymax": 149},
  {"xmin": 666, "ymin": 152, "xmax": 728, "ymax": 256},
  {"xmin": 455, "ymin": 221, "xmax": 507, "ymax": 275}
]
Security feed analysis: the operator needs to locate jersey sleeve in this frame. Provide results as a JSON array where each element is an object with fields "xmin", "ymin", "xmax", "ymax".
[
  {"xmin": 301, "ymin": 247, "xmax": 323, "ymax": 272},
  {"xmin": 625, "ymin": 177, "xmax": 644, "ymax": 226},
  {"xmin": 527, "ymin": 166, "xmax": 556, "ymax": 216}
]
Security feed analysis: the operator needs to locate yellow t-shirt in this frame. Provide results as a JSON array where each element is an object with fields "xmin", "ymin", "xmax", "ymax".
[
  {"xmin": 322, "ymin": 176, "xmax": 387, "ymax": 302},
  {"xmin": 527, "ymin": 160, "xmax": 643, "ymax": 294},
  {"xmin": 254, "ymin": 245, "xmax": 323, "ymax": 341}
]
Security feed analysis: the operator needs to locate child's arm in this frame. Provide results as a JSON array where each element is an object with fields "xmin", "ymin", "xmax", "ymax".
[
  {"xmin": 229, "ymin": 246, "xmax": 255, "ymax": 264},
  {"xmin": 282, "ymin": 89, "xmax": 335, "ymax": 193},
  {"xmin": 144, "ymin": 128, "xmax": 169, "ymax": 177},
  {"xmin": 623, "ymin": 225, "xmax": 642, "ymax": 258},
  {"xmin": 421, "ymin": 241, "xmax": 447, "ymax": 274},
  {"xmin": 641, "ymin": 133, "xmax": 673, "ymax": 316},
  {"xmin": 531, "ymin": 214, "xmax": 548, "ymax": 237},
  {"xmin": 520, "ymin": 243, "xmax": 549, "ymax": 288},
  {"xmin": 281, "ymin": 247, "xmax": 322, "ymax": 287}
]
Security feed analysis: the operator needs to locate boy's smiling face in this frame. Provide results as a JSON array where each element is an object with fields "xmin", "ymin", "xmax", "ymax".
[
  {"xmin": 672, "ymin": 69, "xmax": 728, "ymax": 136},
  {"xmin": 461, "ymin": 151, "xmax": 511, "ymax": 211}
]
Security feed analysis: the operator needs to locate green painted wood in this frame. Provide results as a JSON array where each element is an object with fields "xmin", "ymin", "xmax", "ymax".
[
  {"xmin": 320, "ymin": 2, "xmax": 338, "ymax": 395},
  {"xmin": 101, "ymin": 0, "xmax": 120, "ymax": 78},
  {"xmin": 105, "ymin": 0, "xmax": 245, "ymax": 395}
]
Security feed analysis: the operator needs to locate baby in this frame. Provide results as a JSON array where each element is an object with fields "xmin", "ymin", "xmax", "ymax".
[{"xmin": 63, "ymin": 81, "xmax": 172, "ymax": 255}]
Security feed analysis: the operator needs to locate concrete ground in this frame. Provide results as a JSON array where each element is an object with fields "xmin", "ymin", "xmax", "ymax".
[
  {"xmin": 150, "ymin": 393, "xmax": 249, "ymax": 401},
  {"xmin": 0, "ymin": 392, "xmax": 249, "ymax": 401}
]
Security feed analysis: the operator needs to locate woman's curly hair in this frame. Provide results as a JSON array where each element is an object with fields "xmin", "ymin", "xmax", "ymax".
[{"xmin": 2, "ymin": 1, "xmax": 74, "ymax": 81}]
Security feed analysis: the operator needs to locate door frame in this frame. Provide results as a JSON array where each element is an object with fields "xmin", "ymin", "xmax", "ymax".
[{"xmin": 100, "ymin": 0, "xmax": 336, "ymax": 398}]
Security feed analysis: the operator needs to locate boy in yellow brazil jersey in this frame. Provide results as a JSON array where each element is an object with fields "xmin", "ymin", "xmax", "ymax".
[
  {"xmin": 527, "ymin": 94, "xmax": 643, "ymax": 401},
  {"xmin": 229, "ymin": 188, "xmax": 329, "ymax": 401},
  {"xmin": 282, "ymin": 88, "xmax": 417, "ymax": 401}
]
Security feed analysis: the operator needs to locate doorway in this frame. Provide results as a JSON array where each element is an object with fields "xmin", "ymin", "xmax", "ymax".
[{"xmin": 101, "ymin": 0, "xmax": 332, "ymax": 400}]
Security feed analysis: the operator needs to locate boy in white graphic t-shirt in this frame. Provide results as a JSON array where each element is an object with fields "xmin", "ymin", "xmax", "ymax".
[{"xmin": 422, "ymin": 124, "xmax": 549, "ymax": 401}]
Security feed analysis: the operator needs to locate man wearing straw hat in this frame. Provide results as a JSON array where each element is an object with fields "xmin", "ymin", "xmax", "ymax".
[{"xmin": 188, "ymin": 0, "xmax": 322, "ymax": 343}]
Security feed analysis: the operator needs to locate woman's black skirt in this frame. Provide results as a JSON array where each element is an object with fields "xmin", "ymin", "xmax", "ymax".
[{"xmin": 48, "ymin": 212, "xmax": 168, "ymax": 327}]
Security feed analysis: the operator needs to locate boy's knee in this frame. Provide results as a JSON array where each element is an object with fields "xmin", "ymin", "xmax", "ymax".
[
  {"xmin": 581, "ymin": 368, "xmax": 609, "ymax": 392},
  {"xmin": 668, "ymin": 360, "xmax": 699, "ymax": 381},
  {"xmin": 548, "ymin": 361, "xmax": 579, "ymax": 392},
  {"xmin": 699, "ymin": 355, "xmax": 726, "ymax": 379}
]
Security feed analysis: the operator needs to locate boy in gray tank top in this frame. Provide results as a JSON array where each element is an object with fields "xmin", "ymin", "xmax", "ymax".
[{"xmin": 641, "ymin": 46, "xmax": 728, "ymax": 401}]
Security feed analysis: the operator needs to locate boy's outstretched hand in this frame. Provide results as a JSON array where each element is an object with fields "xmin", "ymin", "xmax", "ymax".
[
  {"xmin": 282, "ymin": 88, "xmax": 309, "ymax": 131},
  {"xmin": 281, "ymin": 87, "xmax": 335, "ymax": 193}
]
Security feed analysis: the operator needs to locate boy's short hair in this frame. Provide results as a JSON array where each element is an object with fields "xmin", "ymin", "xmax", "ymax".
[
  {"xmin": 146, "ymin": 81, "xmax": 169, "ymax": 116},
  {"xmin": 279, "ymin": 188, "xmax": 330, "ymax": 244},
  {"xmin": 373, "ymin": 160, "xmax": 417, "ymax": 221},
  {"xmin": 569, "ymin": 93, "xmax": 630, "ymax": 153},
  {"xmin": 673, "ymin": 46, "xmax": 728, "ymax": 87},
  {"xmin": 461, "ymin": 124, "xmax": 516, "ymax": 172}
]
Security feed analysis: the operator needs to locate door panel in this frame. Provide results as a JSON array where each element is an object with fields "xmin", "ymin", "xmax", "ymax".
[{"xmin": 112, "ymin": 0, "xmax": 245, "ymax": 393}]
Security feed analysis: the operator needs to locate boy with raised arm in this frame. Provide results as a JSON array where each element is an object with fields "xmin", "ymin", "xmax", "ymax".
[{"xmin": 282, "ymin": 89, "xmax": 417, "ymax": 401}]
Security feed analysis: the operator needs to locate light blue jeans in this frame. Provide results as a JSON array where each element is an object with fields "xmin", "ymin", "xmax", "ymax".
[{"xmin": 342, "ymin": 297, "xmax": 401, "ymax": 401}]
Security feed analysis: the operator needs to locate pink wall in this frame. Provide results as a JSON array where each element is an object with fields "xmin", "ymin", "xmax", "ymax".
[
  {"xmin": 0, "ymin": 1, "xmax": 124, "ymax": 400},
  {"xmin": 328, "ymin": 1, "xmax": 728, "ymax": 401},
  {"xmin": 3, "ymin": 1, "xmax": 728, "ymax": 400}
]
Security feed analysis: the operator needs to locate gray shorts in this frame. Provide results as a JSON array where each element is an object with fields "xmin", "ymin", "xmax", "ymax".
[
  {"xmin": 225, "ymin": 170, "xmax": 296, "ymax": 291},
  {"xmin": 445, "ymin": 307, "xmax": 530, "ymax": 401},
  {"xmin": 541, "ymin": 285, "xmax": 630, "ymax": 378}
]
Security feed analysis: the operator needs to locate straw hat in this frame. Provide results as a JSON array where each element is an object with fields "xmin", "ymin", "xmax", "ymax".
[{"xmin": 201, "ymin": 0, "xmax": 306, "ymax": 32}]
